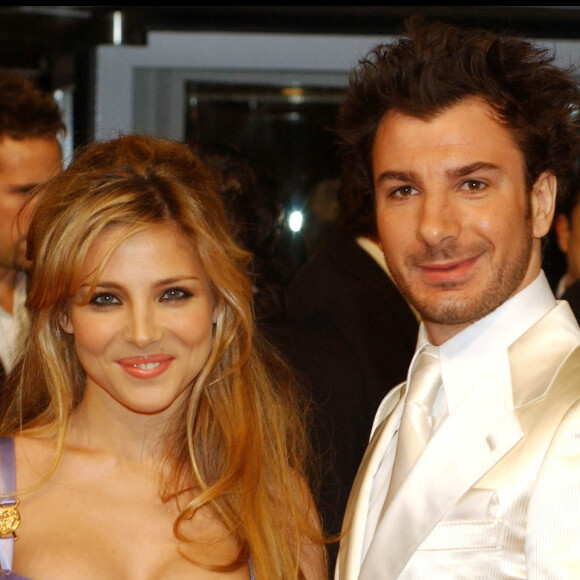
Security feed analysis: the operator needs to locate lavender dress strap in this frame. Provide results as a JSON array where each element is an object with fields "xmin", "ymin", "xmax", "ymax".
[{"xmin": 0, "ymin": 437, "xmax": 16, "ymax": 575}]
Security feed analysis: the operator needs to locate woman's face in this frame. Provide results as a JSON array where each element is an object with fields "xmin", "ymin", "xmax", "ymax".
[{"xmin": 61, "ymin": 223, "xmax": 216, "ymax": 415}]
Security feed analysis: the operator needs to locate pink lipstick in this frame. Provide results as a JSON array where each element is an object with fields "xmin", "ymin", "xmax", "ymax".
[{"xmin": 116, "ymin": 354, "xmax": 174, "ymax": 379}]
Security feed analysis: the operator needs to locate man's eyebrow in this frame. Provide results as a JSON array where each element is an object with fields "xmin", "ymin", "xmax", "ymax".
[
  {"xmin": 375, "ymin": 170, "xmax": 418, "ymax": 184},
  {"xmin": 375, "ymin": 162, "xmax": 502, "ymax": 185},
  {"xmin": 447, "ymin": 161, "xmax": 502, "ymax": 179}
]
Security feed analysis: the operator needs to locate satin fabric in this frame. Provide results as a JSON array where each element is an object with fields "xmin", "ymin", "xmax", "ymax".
[
  {"xmin": 336, "ymin": 300, "xmax": 580, "ymax": 579},
  {"xmin": 385, "ymin": 346, "xmax": 441, "ymax": 510}
]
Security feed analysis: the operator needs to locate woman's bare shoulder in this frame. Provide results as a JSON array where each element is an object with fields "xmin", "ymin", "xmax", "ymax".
[{"xmin": 11, "ymin": 431, "xmax": 58, "ymax": 489}]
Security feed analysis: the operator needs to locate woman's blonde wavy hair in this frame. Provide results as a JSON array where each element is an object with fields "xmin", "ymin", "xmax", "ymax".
[{"xmin": 0, "ymin": 134, "xmax": 324, "ymax": 578}]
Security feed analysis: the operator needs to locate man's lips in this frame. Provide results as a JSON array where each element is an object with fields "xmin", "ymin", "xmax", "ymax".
[
  {"xmin": 116, "ymin": 354, "xmax": 174, "ymax": 379},
  {"xmin": 417, "ymin": 254, "xmax": 480, "ymax": 283}
]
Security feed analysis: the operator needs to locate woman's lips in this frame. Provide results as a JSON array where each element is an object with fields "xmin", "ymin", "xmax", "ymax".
[{"xmin": 116, "ymin": 354, "xmax": 174, "ymax": 379}]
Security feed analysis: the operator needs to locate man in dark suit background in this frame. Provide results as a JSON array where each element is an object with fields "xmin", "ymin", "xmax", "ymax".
[
  {"xmin": 276, "ymin": 175, "xmax": 418, "ymax": 572},
  {"xmin": 0, "ymin": 72, "xmax": 64, "ymax": 389}
]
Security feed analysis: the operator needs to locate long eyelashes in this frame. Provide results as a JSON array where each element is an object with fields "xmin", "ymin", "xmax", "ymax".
[
  {"xmin": 88, "ymin": 287, "xmax": 194, "ymax": 308},
  {"xmin": 89, "ymin": 292, "xmax": 120, "ymax": 307},
  {"xmin": 160, "ymin": 287, "xmax": 193, "ymax": 302}
]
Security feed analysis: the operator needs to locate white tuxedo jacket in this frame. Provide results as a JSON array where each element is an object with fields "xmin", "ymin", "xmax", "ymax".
[{"xmin": 336, "ymin": 301, "xmax": 580, "ymax": 579}]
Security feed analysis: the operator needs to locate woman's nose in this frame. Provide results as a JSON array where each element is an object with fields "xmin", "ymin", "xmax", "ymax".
[{"xmin": 123, "ymin": 303, "xmax": 162, "ymax": 348}]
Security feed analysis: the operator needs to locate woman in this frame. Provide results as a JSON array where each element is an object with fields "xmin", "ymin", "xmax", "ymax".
[{"xmin": 0, "ymin": 135, "xmax": 327, "ymax": 579}]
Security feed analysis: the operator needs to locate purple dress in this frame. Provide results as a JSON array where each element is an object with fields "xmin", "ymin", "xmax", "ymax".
[
  {"xmin": 0, "ymin": 437, "xmax": 255, "ymax": 580},
  {"xmin": 0, "ymin": 437, "xmax": 27, "ymax": 579}
]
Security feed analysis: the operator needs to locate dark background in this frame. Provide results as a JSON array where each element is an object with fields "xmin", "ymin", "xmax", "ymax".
[
  {"xmin": 2, "ymin": 6, "xmax": 580, "ymax": 147},
  {"xmin": 1, "ymin": 5, "xmax": 576, "ymax": 283}
]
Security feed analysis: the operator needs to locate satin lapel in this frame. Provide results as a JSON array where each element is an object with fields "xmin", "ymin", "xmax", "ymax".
[
  {"xmin": 360, "ymin": 373, "xmax": 524, "ymax": 580},
  {"xmin": 336, "ymin": 386, "xmax": 405, "ymax": 580},
  {"xmin": 508, "ymin": 301, "xmax": 580, "ymax": 407}
]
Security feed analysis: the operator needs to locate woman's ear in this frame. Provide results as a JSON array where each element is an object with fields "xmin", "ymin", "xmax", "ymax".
[
  {"xmin": 531, "ymin": 171, "xmax": 557, "ymax": 239},
  {"xmin": 59, "ymin": 311, "xmax": 74, "ymax": 335},
  {"xmin": 211, "ymin": 293, "xmax": 220, "ymax": 325}
]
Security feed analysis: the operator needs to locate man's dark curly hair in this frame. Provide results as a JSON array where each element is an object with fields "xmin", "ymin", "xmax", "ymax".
[
  {"xmin": 338, "ymin": 16, "xmax": 580, "ymax": 215},
  {"xmin": 0, "ymin": 72, "xmax": 65, "ymax": 141}
]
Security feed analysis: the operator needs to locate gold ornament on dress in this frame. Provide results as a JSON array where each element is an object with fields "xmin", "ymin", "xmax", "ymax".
[{"xmin": 0, "ymin": 501, "xmax": 20, "ymax": 536}]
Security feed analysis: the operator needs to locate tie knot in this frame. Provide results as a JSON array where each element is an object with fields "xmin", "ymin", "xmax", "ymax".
[{"xmin": 407, "ymin": 347, "xmax": 441, "ymax": 411}]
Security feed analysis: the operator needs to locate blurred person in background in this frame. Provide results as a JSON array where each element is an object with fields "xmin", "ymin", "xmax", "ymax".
[{"xmin": 0, "ymin": 71, "xmax": 64, "ymax": 388}]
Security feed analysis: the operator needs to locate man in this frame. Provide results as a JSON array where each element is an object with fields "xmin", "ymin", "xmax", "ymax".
[
  {"xmin": 0, "ymin": 73, "xmax": 64, "ymax": 386},
  {"xmin": 554, "ymin": 162, "xmax": 580, "ymax": 320},
  {"xmin": 335, "ymin": 17, "xmax": 580, "ymax": 579},
  {"xmin": 278, "ymin": 176, "xmax": 418, "ymax": 574}
]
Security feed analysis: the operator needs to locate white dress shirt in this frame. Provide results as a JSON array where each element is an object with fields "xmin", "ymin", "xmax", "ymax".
[{"xmin": 0, "ymin": 270, "xmax": 27, "ymax": 373}]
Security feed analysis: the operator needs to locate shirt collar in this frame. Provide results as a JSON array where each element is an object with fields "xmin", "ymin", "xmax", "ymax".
[{"xmin": 0, "ymin": 270, "xmax": 27, "ymax": 319}]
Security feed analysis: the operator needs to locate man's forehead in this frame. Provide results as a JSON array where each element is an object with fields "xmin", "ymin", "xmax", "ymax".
[
  {"xmin": 378, "ymin": 98, "xmax": 503, "ymax": 137},
  {"xmin": 0, "ymin": 135, "xmax": 61, "ymax": 176},
  {"xmin": 372, "ymin": 98, "xmax": 524, "ymax": 171}
]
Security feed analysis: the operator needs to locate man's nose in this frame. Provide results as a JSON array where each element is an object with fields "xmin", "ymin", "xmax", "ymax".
[{"xmin": 416, "ymin": 190, "xmax": 460, "ymax": 247}]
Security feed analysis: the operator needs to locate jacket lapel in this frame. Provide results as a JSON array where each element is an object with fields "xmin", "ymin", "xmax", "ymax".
[
  {"xmin": 508, "ymin": 300, "xmax": 580, "ymax": 407},
  {"xmin": 336, "ymin": 386, "xmax": 405, "ymax": 580},
  {"xmin": 359, "ymin": 369, "xmax": 524, "ymax": 579}
]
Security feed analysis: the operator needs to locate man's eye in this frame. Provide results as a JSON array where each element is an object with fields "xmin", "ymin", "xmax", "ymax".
[
  {"xmin": 11, "ymin": 186, "xmax": 35, "ymax": 195},
  {"xmin": 462, "ymin": 180, "xmax": 485, "ymax": 191},
  {"xmin": 391, "ymin": 185, "xmax": 418, "ymax": 198},
  {"xmin": 90, "ymin": 293, "xmax": 120, "ymax": 306}
]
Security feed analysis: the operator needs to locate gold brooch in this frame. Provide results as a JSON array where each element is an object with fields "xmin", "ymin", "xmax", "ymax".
[{"xmin": 0, "ymin": 501, "xmax": 20, "ymax": 536}]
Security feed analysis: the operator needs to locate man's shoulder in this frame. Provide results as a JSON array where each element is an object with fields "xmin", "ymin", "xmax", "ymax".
[
  {"xmin": 547, "ymin": 343, "xmax": 580, "ymax": 399},
  {"xmin": 506, "ymin": 301, "xmax": 580, "ymax": 410}
]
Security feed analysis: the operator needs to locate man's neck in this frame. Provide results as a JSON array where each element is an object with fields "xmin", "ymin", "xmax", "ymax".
[
  {"xmin": 423, "ymin": 270, "xmax": 550, "ymax": 348},
  {"xmin": 0, "ymin": 267, "xmax": 17, "ymax": 314}
]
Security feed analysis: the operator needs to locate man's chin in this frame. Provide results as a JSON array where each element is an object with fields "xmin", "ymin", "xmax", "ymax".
[{"xmin": 408, "ymin": 290, "xmax": 490, "ymax": 327}]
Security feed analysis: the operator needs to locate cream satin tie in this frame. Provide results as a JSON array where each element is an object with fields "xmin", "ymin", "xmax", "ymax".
[{"xmin": 384, "ymin": 346, "xmax": 441, "ymax": 509}]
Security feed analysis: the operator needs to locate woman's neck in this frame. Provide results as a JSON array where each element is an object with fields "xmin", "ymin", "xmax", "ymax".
[{"xmin": 66, "ymin": 387, "xmax": 174, "ymax": 465}]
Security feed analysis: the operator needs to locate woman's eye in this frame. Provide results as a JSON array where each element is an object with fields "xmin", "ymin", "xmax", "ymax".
[
  {"xmin": 90, "ymin": 293, "xmax": 120, "ymax": 307},
  {"xmin": 161, "ymin": 288, "xmax": 192, "ymax": 302}
]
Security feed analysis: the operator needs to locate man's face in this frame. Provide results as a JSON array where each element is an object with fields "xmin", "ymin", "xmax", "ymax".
[
  {"xmin": 555, "ymin": 204, "xmax": 580, "ymax": 288},
  {"xmin": 0, "ymin": 136, "xmax": 62, "ymax": 274},
  {"xmin": 372, "ymin": 98, "xmax": 555, "ymax": 345}
]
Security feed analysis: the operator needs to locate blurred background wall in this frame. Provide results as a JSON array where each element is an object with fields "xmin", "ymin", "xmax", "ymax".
[{"xmin": 2, "ymin": 5, "xmax": 579, "ymax": 283}]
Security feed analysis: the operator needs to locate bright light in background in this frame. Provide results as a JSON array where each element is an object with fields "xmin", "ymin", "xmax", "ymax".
[
  {"xmin": 288, "ymin": 210, "xmax": 303, "ymax": 233},
  {"xmin": 112, "ymin": 10, "xmax": 124, "ymax": 45}
]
